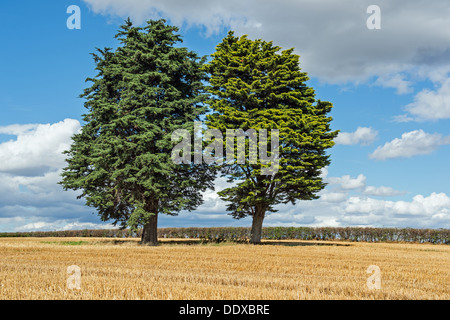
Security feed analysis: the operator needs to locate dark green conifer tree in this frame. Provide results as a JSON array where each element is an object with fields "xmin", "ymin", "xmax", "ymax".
[
  {"xmin": 60, "ymin": 19, "xmax": 214, "ymax": 245},
  {"xmin": 204, "ymin": 32, "xmax": 338, "ymax": 243}
]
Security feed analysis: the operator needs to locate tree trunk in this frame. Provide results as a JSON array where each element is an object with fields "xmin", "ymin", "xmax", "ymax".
[
  {"xmin": 250, "ymin": 207, "xmax": 265, "ymax": 244},
  {"xmin": 141, "ymin": 200, "xmax": 159, "ymax": 246}
]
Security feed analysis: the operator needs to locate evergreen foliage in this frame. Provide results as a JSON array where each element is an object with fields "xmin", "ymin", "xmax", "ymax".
[
  {"xmin": 60, "ymin": 19, "xmax": 215, "ymax": 245},
  {"xmin": 204, "ymin": 32, "xmax": 338, "ymax": 243}
]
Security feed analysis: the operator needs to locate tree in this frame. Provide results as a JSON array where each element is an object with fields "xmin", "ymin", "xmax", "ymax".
[
  {"xmin": 60, "ymin": 19, "xmax": 215, "ymax": 245},
  {"xmin": 204, "ymin": 32, "xmax": 338, "ymax": 244}
]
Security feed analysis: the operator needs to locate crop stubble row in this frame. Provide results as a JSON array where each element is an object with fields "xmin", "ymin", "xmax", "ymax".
[{"xmin": 0, "ymin": 237, "xmax": 448, "ymax": 299}]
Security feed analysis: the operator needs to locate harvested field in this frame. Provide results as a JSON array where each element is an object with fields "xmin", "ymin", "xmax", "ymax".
[{"xmin": 0, "ymin": 237, "xmax": 448, "ymax": 300}]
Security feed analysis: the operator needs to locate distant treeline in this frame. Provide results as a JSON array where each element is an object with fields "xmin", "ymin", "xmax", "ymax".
[{"xmin": 0, "ymin": 227, "xmax": 448, "ymax": 244}]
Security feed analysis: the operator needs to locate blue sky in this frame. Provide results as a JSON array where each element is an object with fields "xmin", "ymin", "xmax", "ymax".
[{"xmin": 1, "ymin": 0, "xmax": 450, "ymax": 232}]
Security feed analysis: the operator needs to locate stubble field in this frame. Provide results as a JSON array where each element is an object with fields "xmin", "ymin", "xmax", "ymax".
[{"xmin": 0, "ymin": 237, "xmax": 448, "ymax": 300}]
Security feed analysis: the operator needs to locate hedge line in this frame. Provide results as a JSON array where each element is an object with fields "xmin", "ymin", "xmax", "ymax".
[{"xmin": 0, "ymin": 227, "xmax": 448, "ymax": 244}]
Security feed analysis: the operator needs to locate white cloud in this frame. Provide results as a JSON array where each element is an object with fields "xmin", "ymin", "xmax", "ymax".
[
  {"xmin": 273, "ymin": 190, "xmax": 450, "ymax": 228},
  {"xmin": 0, "ymin": 118, "xmax": 448, "ymax": 231},
  {"xmin": 400, "ymin": 78, "xmax": 450, "ymax": 121},
  {"xmin": 327, "ymin": 173, "xmax": 366, "ymax": 190},
  {"xmin": 83, "ymin": 0, "xmax": 244, "ymax": 35},
  {"xmin": 17, "ymin": 221, "xmax": 115, "ymax": 232},
  {"xmin": 345, "ymin": 193, "xmax": 450, "ymax": 218},
  {"xmin": 369, "ymin": 130, "xmax": 450, "ymax": 160},
  {"xmin": 374, "ymin": 73, "xmax": 413, "ymax": 95},
  {"xmin": 0, "ymin": 119, "xmax": 98, "ymax": 232},
  {"xmin": 281, "ymin": 168, "xmax": 450, "ymax": 228},
  {"xmin": 0, "ymin": 124, "xmax": 40, "ymax": 136},
  {"xmin": 0, "ymin": 169, "xmax": 92, "ymax": 219},
  {"xmin": 335, "ymin": 127, "xmax": 378, "ymax": 146},
  {"xmin": 82, "ymin": 0, "xmax": 450, "ymax": 86},
  {"xmin": 0, "ymin": 119, "xmax": 80, "ymax": 176},
  {"xmin": 290, "ymin": 191, "xmax": 450, "ymax": 228},
  {"xmin": 320, "ymin": 191, "xmax": 349, "ymax": 203},
  {"xmin": 319, "ymin": 166, "xmax": 329, "ymax": 179},
  {"xmin": 363, "ymin": 186, "xmax": 405, "ymax": 197},
  {"xmin": 0, "ymin": 119, "xmax": 83, "ymax": 214},
  {"xmin": 344, "ymin": 197, "xmax": 387, "ymax": 215},
  {"xmin": 169, "ymin": 168, "xmax": 449, "ymax": 229},
  {"xmin": 393, "ymin": 193, "xmax": 450, "ymax": 216}
]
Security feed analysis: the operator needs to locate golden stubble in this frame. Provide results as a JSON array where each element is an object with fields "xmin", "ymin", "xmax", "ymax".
[{"xmin": 0, "ymin": 237, "xmax": 448, "ymax": 300}]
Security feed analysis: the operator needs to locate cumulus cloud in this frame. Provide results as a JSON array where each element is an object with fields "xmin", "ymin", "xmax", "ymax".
[
  {"xmin": 323, "ymin": 167, "xmax": 405, "ymax": 196},
  {"xmin": 320, "ymin": 191, "xmax": 349, "ymax": 203},
  {"xmin": 270, "ymin": 190, "xmax": 450, "ymax": 228},
  {"xmin": 345, "ymin": 193, "xmax": 450, "ymax": 219},
  {"xmin": 0, "ymin": 119, "xmax": 83, "ymax": 213},
  {"xmin": 0, "ymin": 119, "xmax": 80, "ymax": 176},
  {"xmin": 374, "ymin": 73, "xmax": 413, "ymax": 95},
  {"xmin": 363, "ymin": 186, "xmax": 405, "ymax": 197},
  {"xmin": 0, "ymin": 121, "xmax": 236, "ymax": 231},
  {"xmin": 83, "ymin": 0, "xmax": 245, "ymax": 35},
  {"xmin": 0, "ymin": 119, "xmax": 103, "ymax": 232},
  {"xmin": 335, "ymin": 127, "xmax": 378, "ymax": 146},
  {"xmin": 279, "ymin": 191, "xmax": 450, "ymax": 228},
  {"xmin": 327, "ymin": 173, "xmax": 366, "ymax": 190},
  {"xmin": 17, "ymin": 221, "xmax": 115, "ymax": 232},
  {"xmin": 0, "ymin": 124, "xmax": 40, "ymax": 136},
  {"xmin": 82, "ymin": 0, "xmax": 450, "ymax": 86},
  {"xmin": 398, "ymin": 78, "xmax": 450, "ymax": 122},
  {"xmin": 0, "ymin": 166, "xmax": 125, "ymax": 231},
  {"xmin": 194, "ymin": 177, "xmax": 230, "ymax": 214},
  {"xmin": 1, "ymin": 118, "xmax": 448, "ymax": 231},
  {"xmin": 369, "ymin": 130, "xmax": 450, "ymax": 160},
  {"xmin": 345, "ymin": 197, "xmax": 386, "ymax": 215},
  {"xmin": 294, "ymin": 168, "xmax": 449, "ymax": 228}
]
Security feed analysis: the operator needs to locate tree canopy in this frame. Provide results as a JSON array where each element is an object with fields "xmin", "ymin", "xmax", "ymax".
[
  {"xmin": 204, "ymin": 32, "xmax": 338, "ymax": 243},
  {"xmin": 60, "ymin": 19, "xmax": 215, "ymax": 245}
]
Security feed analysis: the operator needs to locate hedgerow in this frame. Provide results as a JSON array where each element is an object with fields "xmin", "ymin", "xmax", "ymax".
[{"xmin": 0, "ymin": 227, "xmax": 448, "ymax": 244}]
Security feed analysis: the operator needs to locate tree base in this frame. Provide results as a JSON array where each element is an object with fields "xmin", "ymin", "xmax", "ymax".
[
  {"xmin": 250, "ymin": 211, "xmax": 265, "ymax": 244},
  {"xmin": 140, "ymin": 212, "xmax": 159, "ymax": 246}
]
